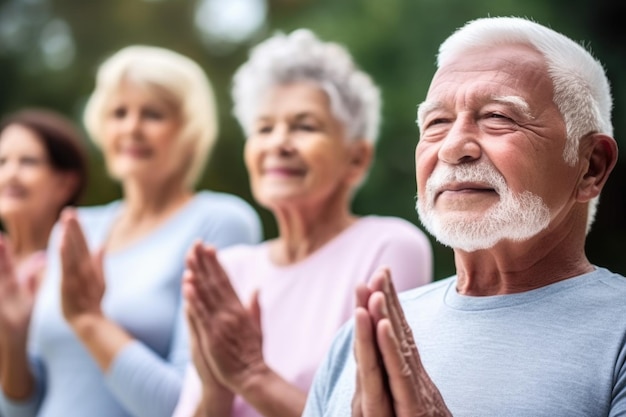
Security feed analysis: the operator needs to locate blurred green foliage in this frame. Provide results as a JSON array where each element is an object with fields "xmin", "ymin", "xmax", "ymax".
[{"xmin": 1, "ymin": 0, "xmax": 624, "ymax": 280}]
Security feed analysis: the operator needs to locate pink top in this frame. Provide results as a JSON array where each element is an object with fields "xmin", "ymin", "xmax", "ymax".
[
  {"xmin": 16, "ymin": 250, "xmax": 46, "ymax": 286},
  {"xmin": 173, "ymin": 216, "xmax": 433, "ymax": 417}
]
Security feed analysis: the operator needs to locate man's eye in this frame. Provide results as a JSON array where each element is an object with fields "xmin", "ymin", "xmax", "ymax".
[
  {"xmin": 488, "ymin": 113, "xmax": 511, "ymax": 121},
  {"xmin": 425, "ymin": 118, "xmax": 449, "ymax": 128}
]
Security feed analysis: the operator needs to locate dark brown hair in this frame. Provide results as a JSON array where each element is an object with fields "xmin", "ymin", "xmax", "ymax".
[{"xmin": 0, "ymin": 108, "xmax": 89, "ymax": 207}]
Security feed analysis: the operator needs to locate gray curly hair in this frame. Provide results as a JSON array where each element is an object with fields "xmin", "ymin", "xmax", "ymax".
[{"xmin": 232, "ymin": 29, "xmax": 381, "ymax": 143}]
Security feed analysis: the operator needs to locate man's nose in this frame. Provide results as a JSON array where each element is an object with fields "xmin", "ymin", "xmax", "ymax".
[{"xmin": 437, "ymin": 115, "xmax": 481, "ymax": 165}]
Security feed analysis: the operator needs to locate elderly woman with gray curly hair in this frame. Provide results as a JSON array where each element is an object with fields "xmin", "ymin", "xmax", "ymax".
[{"xmin": 173, "ymin": 29, "xmax": 434, "ymax": 417}]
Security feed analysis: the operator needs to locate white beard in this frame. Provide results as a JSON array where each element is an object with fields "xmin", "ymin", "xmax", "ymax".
[{"xmin": 416, "ymin": 162, "xmax": 551, "ymax": 252}]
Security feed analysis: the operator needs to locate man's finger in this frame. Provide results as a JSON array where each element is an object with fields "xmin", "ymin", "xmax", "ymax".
[{"xmin": 354, "ymin": 306, "xmax": 393, "ymax": 417}]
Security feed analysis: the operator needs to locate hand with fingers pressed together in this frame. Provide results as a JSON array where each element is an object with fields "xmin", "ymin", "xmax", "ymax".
[
  {"xmin": 172, "ymin": 28, "xmax": 433, "ymax": 417},
  {"xmin": 0, "ymin": 46, "xmax": 263, "ymax": 417},
  {"xmin": 59, "ymin": 209, "xmax": 106, "ymax": 330},
  {"xmin": 0, "ymin": 107, "xmax": 89, "ymax": 408},
  {"xmin": 301, "ymin": 16, "xmax": 626, "ymax": 417},
  {"xmin": 182, "ymin": 242, "xmax": 266, "ymax": 416},
  {"xmin": 351, "ymin": 268, "xmax": 450, "ymax": 417},
  {"xmin": 0, "ymin": 236, "xmax": 37, "ymax": 346}
]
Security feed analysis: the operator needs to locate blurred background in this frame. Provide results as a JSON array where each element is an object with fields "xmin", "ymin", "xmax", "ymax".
[{"xmin": 1, "ymin": 0, "xmax": 624, "ymax": 281}]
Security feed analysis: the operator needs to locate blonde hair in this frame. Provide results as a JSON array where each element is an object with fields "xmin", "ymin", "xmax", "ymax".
[{"xmin": 83, "ymin": 45, "xmax": 218, "ymax": 188}]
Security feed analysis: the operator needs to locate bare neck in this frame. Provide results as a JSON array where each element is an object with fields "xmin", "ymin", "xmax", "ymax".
[
  {"xmin": 269, "ymin": 189, "xmax": 356, "ymax": 266},
  {"xmin": 120, "ymin": 177, "xmax": 193, "ymax": 221},
  {"xmin": 105, "ymin": 178, "xmax": 193, "ymax": 253},
  {"xmin": 453, "ymin": 222, "xmax": 592, "ymax": 296},
  {"xmin": 3, "ymin": 213, "xmax": 56, "ymax": 263}
]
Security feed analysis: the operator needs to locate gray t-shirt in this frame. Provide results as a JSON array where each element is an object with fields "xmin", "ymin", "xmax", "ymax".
[{"xmin": 303, "ymin": 267, "xmax": 626, "ymax": 417}]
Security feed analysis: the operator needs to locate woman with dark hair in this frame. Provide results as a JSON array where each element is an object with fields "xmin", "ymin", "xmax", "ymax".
[
  {"xmin": 0, "ymin": 108, "xmax": 88, "ymax": 284},
  {"xmin": 0, "ymin": 46, "xmax": 262, "ymax": 417}
]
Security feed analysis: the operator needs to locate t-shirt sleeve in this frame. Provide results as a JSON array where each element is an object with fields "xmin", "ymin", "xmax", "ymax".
[
  {"xmin": 610, "ymin": 343, "xmax": 626, "ymax": 416},
  {"xmin": 105, "ymin": 288, "xmax": 191, "ymax": 417},
  {"xmin": 369, "ymin": 224, "xmax": 433, "ymax": 292},
  {"xmin": 302, "ymin": 321, "xmax": 355, "ymax": 417}
]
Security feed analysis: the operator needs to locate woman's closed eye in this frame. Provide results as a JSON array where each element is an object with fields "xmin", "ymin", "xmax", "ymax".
[
  {"xmin": 19, "ymin": 156, "xmax": 44, "ymax": 166},
  {"xmin": 112, "ymin": 107, "xmax": 127, "ymax": 119},
  {"xmin": 295, "ymin": 123, "xmax": 319, "ymax": 132},
  {"xmin": 142, "ymin": 108, "xmax": 165, "ymax": 120},
  {"xmin": 256, "ymin": 124, "xmax": 273, "ymax": 135}
]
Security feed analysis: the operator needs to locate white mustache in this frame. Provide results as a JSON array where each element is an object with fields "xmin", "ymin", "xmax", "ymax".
[{"xmin": 425, "ymin": 163, "xmax": 507, "ymax": 200}]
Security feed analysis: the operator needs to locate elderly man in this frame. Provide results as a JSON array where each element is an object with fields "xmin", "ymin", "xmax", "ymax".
[{"xmin": 302, "ymin": 16, "xmax": 626, "ymax": 417}]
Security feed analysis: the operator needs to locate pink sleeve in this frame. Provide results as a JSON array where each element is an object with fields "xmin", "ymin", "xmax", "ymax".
[
  {"xmin": 172, "ymin": 364, "xmax": 202, "ymax": 417},
  {"xmin": 370, "ymin": 228, "xmax": 433, "ymax": 292}
]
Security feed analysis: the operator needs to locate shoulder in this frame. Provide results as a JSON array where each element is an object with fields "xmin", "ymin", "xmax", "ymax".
[
  {"xmin": 218, "ymin": 243, "xmax": 265, "ymax": 264},
  {"xmin": 580, "ymin": 267, "xmax": 626, "ymax": 308},
  {"xmin": 192, "ymin": 190, "xmax": 258, "ymax": 219},
  {"xmin": 398, "ymin": 277, "xmax": 454, "ymax": 303},
  {"xmin": 353, "ymin": 216, "xmax": 430, "ymax": 246},
  {"xmin": 594, "ymin": 267, "xmax": 626, "ymax": 289},
  {"xmin": 75, "ymin": 200, "xmax": 122, "ymax": 223},
  {"xmin": 192, "ymin": 191, "xmax": 261, "ymax": 234}
]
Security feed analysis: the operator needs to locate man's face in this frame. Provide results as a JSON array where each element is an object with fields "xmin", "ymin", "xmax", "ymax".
[{"xmin": 415, "ymin": 44, "xmax": 580, "ymax": 252}]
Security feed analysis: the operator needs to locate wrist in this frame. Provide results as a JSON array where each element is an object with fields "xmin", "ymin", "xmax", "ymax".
[
  {"xmin": 199, "ymin": 387, "xmax": 235, "ymax": 417},
  {"xmin": 68, "ymin": 312, "xmax": 106, "ymax": 338},
  {"xmin": 236, "ymin": 362, "xmax": 274, "ymax": 399}
]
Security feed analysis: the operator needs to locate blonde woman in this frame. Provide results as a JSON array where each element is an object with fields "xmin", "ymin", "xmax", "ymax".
[{"xmin": 0, "ymin": 46, "xmax": 261, "ymax": 417}]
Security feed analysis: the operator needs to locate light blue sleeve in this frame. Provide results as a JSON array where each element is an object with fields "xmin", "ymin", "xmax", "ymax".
[
  {"xmin": 199, "ymin": 195, "xmax": 263, "ymax": 249},
  {"xmin": 611, "ymin": 344, "xmax": 626, "ymax": 416},
  {"xmin": 302, "ymin": 321, "xmax": 355, "ymax": 417},
  {"xmin": 103, "ymin": 194, "xmax": 262, "ymax": 417}
]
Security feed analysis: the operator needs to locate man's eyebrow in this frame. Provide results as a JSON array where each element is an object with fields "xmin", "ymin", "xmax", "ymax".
[
  {"xmin": 416, "ymin": 100, "xmax": 443, "ymax": 130},
  {"xmin": 491, "ymin": 95, "xmax": 534, "ymax": 119}
]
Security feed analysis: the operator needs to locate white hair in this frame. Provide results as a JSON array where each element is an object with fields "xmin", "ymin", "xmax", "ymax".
[
  {"xmin": 436, "ymin": 17, "xmax": 614, "ymax": 232},
  {"xmin": 231, "ymin": 29, "xmax": 381, "ymax": 143},
  {"xmin": 83, "ymin": 45, "xmax": 218, "ymax": 188}
]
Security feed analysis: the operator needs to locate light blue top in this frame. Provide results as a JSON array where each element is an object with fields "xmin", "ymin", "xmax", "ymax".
[
  {"xmin": 303, "ymin": 267, "xmax": 626, "ymax": 417},
  {"xmin": 0, "ymin": 191, "xmax": 262, "ymax": 417}
]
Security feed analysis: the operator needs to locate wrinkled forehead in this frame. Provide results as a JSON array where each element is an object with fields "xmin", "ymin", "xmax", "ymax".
[
  {"xmin": 424, "ymin": 45, "xmax": 553, "ymax": 109},
  {"xmin": 415, "ymin": 45, "xmax": 559, "ymax": 134}
]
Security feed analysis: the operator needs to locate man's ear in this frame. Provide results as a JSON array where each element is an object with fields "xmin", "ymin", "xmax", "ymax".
[
  {"xmin": 346, "ymin": 140, "xmax": 374, "ymax": 186},
  {"xmin": 576, "ymin": 133, "xmax": 618, "ymax": 203}
]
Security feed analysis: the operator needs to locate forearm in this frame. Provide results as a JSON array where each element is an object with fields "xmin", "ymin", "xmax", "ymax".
[
  {"xmin": 70, "ymin": 314, "xmax": 133, "ymax": 371},
  {"xmin": 193, "ymin": 389, "xmax": 234, "ymax": 417},
  {"xmin": 238, "ymin": 366, "xmax": 307, "ymax": 417},
  {"xmin": 0, "ymin": 338, "xmax": 35, "ymax": 400}
]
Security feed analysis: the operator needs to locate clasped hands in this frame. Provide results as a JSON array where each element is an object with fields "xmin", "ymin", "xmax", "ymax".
[
  {"xmin": 351, "ymin": 268, "xmax": 451, "ymax": 417},
  {"xmin": 58, "ymin": 209, "xmax": 106, "ymax": 331},
  {"xmin": 182, "ymin": 242, "xmax": 265, "ymax": 410}
]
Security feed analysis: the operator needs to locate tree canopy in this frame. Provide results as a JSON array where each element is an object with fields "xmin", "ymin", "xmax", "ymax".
[{"xmin": 1, "ymin": 0, "xmax": 624, "ymax": 280}]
